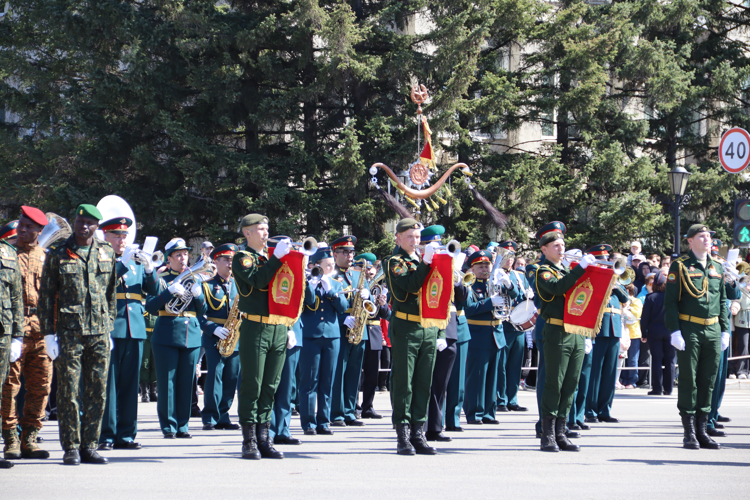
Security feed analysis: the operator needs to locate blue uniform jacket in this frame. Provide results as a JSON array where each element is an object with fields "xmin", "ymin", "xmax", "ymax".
[
  {"xmin": 146, "ymin": 269, "xmax": 207, "ymax": 349},
  {"xmin": 112, "ymin": 259, "xmax": 159, "ymax": 339},
  {"xmin": 597, "ymin": 286, "xmax": 629, "ymax": 338},
  {"xmin": 302, "ymin": 278, "xmax": 348, "ymax": 339},
  {"xmin": 465, "ymin": 278, "xmax": 517, "ymax": 350},
  {"xmin": 197, "ymin": 275, "xmax": 239, "ymax": 351}
]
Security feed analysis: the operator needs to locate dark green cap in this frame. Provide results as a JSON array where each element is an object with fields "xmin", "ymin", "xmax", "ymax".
[
  {"xmin": 686, "ymin": 223, "xmax": 710, "ymax": 239},
  {"xmin": 76, "ymin": 204, "xmax": 102, "ymax": 221},
  {"xmin": 240, "ymin": 213, "xmax": 269, "ymax": 229},
  {"xmin": 354, "ymin": 253, "xmax": 377, "ymax": 265},
  {"xmin": 396, "ymin": 218, "xmax": 424, "ymax": 234}
]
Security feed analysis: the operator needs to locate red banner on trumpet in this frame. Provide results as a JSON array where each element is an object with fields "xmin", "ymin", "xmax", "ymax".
[
  {"xmin": 268, "ymin": 250, "xmax": 306, "ymax": 327},
  {"xmin": 563, "ymin": 265, "xmax": 616, "ymax": 338},
  {"xmin": 419, "ymin": 253, "xmax": 454, "ymax": 330}
]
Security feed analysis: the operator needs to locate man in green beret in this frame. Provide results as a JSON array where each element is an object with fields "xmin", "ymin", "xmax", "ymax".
[
  {"xmin": 384, "ymin": 218, "xmax": 445, "ymax": 455},
  {"xmin": 38, "ymin": 204, "xmax": 118, "ymax": 465},
  {"xmin": 665, "ymin": 224, "xmax": 730, "ymax": 450}
]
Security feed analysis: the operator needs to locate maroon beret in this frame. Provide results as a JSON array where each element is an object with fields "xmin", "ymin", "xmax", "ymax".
[{"xmin": 20, "ymin": 206, "xmax": 49, "ymax": 227}]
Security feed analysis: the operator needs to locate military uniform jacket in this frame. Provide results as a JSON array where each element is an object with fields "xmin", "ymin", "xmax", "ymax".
[
  {"xmin": 502, "ymin": 270, "xmax": 529, "ymax": 334},
  {"xmin": 446, "ymin": 284, "xmax": 471, "ymax": 343},
  {"xmin": 197, "ymin": 275, "xmax": 239, "ymax": 351},
  {"xmin": 302, "ymin": 278, "xmax": 348, "ymax": 339},
  {"xmin": 597, "ymin": 286, "xmax": 629, "ymax": 338},
  {"xmin": 231, "ymin": 246, "xmax": 282, "ymax": 318},
  {"xmin": 333, "ymin": 266, "xmax": 358, "ymax": 338},
  {"xmin": 145, "ymin": 270, "xmax": 206, "ymax": 349},
  {"xmin": 464, "ymin": 279, "xmax": 514, "ymax": 349},
  {"xmin": 526, "ymin": 257, "xmax": 547, "ymax": 342},
  {"xmin": 365, "ymin": 303, "xmax": 390, "ymax": 349},
  {"xmin": 38, "ymin": 236, "xmax": 117, "ymax": 337},
  {"xmin": 0, "ymin": 241, "xmax": 24, "ymax": 338},
  {"xmin": 113, "ymin": 259, "xmax": 158, "ymax": 339},
  {"xmin": 664, "ymin": 251, "xmax": 729, "ymax": 334},
  {"xmin": 17, "ymin": 244, "xmax": 45, "ymax": 336},
  {"xmin": 535, "ymin": 261, "xmax": 585, "ymax": 331}
]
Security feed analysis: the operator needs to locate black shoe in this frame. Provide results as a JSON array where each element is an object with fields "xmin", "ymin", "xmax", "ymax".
[
  {"xmin": 496, "ymin": 405, "xmax": 509, "ymax": 413},
  {"xmin": 0, "ymin": 459, "xmax": 13, "ymax": 469},
  {"xmin": 706, "ymin": 427, "xmax": 726, "ymax": 437},
  {"xmin": 481, "ymin": 418, "xmax": 499, "ymax": 425},
  {"xmin": 274, "ymin": 436, "xmax": 301, "ymax": 445},
  {"xmin": 62, "ymin": 449, "xmax": 80, "ymax": 466},
  {"xmin": 696, "ymin": 415, "xmax": 720, "ymax": 450},
  {"xmin": 566, "ymin": 428, "xmax": 581, "ymax": 439},
  {"xmin": 555, "ymin": 418, "xmax": 580, "ymax": 452},
  {"xmin": 647, "ymin": 390, "xmax": 662, "ymax": 395},
  {"xmin": 445, "ymin": 426, "xmax": 463, "ymax": 432},
  {"xmin": 584, "ymin": 416, "xmax": 598, "ymax": 423},
  {"xmin": 425, "ymin": 431, "xmax": 452, "ymax": 442},
  {"xmin": 203, "ymin": 423, "xmax": 215, "ymax": 431},
  {"xmin": 190, "ymin": 407, "xmax": 201, "ymax": 418},
  {"xmin": 139, "ymin": 382, "xmax": 150, "ymax": 403},
  {"xmin": 164, "ymin": 433, "xmax": 175, "ymax": 439},
  {"xmin": 80, "ymin": 448, "xmax": 108, "ymax": 464},
  {"xmin": 576, "ymin": 421, "xmax": 591, "ymax": 431},
  {"xmin": 378, "ymin": 386, "xmax": 388, "ymax": 392},
  {"xmin": 598, "ymin": 416, "xmax": 619, "ymax": 423},
  {"xmin": 714, "ymin": 423, "xmax": 725, "ymax": 429},
  {"xmin": 303, "ymin": 429, "xmax": 316, "ymax": 436},
  {"xmin": 466, "ymin": 420, "xmax": 482, "ymax": 425},
  {"xmin": 345, "ymin": 419, "xmax": 365, "ymax": 427},
  {"xmin": 540, "ymin": 416, "xmax": 558, "ymax": 452},
  {"xmin": 291, "ymin": 408, "xmax": 299, "ymax": 416},
  {"xmin": 316, "ymin": 427, "xmax": 334, "ymax": 435},
  {"xmin": 569, "ymin": 424, "xmax": 582, "ymax": 431},
  {"xmin": 395, "ymin": 424, "xmax": 415, "ymax": 455},
  {"xmin": 175, "ymin": 432, "xmax": 192, "ymax": 439},
  {"xmin": 410, "ymin": 427, "xmax": 437, "ymax": 455},
  {"xmin": 97, "ymin": 442, "xmax": 113, "ymax": 451},
  {"xmin": 241, "ymin": 424, "xmax": 261, "ymax": 460},
  {"xmin": 508, "ymin": 404, "xmax": 528, "ymax": 412},
  {"xmin": 214, "ymin": 422, "xmax": 240, "ymax": 430},
  {"xmin": 256, "ymin": 422, "xmax": 284, "ymax": 459},
  {"xmin": 113, "ymin": 441, "xmax": 142, "ymax": 450},
  {"xmin": 717, "ymin": 416, "xmax": 731, "ymax": 423},
  {"xmin": 330, "ymin": 420, "xmax": 346, "ymax": 427},
  {"xmin": 361, "ymin": 409, "xmax": 383, "ymax": 419},
  {"xmin": 149, "ymin": 382, "xmax": 158, "ymax": 403}
]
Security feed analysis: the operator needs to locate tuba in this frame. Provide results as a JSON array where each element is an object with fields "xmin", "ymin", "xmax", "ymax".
[
  {"xmin": 217, "ymin": 294, "xmax": 242, "ymax": 357},
  {"xmin": 38, "ymin": 213, "xmax": 72, "ymax": 249},
  {"xmin": 165, "ymin": 258, "xmax": 218, "ymax": 315}
]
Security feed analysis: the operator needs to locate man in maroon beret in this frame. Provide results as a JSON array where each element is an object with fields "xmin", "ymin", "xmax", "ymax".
[{"xmin": 1, "ymin": 206, "xmax": 51, "ymax": 461}]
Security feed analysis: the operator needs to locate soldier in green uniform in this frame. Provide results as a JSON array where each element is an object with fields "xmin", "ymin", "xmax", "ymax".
[
  {"xmin": 232, "ymin": 214, "xmax": 294, "ymax": 460},
  {"xmin": 384, "ymin": 218, "xmax": 444, "ymax": 455},
  {"xmin": 535, "ymin": 223, "xmax": 596, "ymax": 452},
  {"xmin": 39, "ymin": 204, "xmax": 117, "ymax": 465},
  {"xmin": 139, "ymin": 307, "xmax": 158, "ymax": 402},
  {"xmin": 0, "ymin": 229, "xmax": 24, "ymax": 469},
  {"xmin": 665, "ymin": 224, "xmax": 730, "ymax": 450}
]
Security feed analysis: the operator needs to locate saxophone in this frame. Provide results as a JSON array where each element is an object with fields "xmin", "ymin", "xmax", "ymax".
[
  {"xmin": 346, "ymin": 263, "xmax": 377, "ymax": 345},
  {"xmin": 217, "ymin": 294, "xmax": 242, "ymax": 357}
]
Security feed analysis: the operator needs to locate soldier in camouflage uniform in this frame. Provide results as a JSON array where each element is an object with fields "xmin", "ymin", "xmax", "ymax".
[
  {"xmin": 39, "ymin": 204, "xmax": 117, "ymax": 466},
  {"xmin": 0, "ymin": 228, "xmax": 25, "ymax": 469}
]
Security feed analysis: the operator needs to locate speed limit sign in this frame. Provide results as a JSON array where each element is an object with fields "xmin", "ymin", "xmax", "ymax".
[{"xmin": 719, "ymin": 127, "xmax": 750, "ymax": 174}]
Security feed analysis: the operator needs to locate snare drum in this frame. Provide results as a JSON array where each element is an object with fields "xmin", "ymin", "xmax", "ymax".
[{"xmin": 510, "ymin": 300, "xmax": 538, "ymax": 331}]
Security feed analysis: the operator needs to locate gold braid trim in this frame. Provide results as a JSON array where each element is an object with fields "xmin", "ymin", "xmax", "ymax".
[
  {"xmin": 535, "ymin": 265, "xmax": 559, "ymax": 303},
  {"xmin": 677, "ymin": 261, "xmax": 708, "ymax": 300}
]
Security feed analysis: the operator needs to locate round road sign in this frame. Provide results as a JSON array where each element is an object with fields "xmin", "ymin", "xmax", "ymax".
[{"xmin": 719, "ymin": 127, "xmax": 750, "ymax": 173}]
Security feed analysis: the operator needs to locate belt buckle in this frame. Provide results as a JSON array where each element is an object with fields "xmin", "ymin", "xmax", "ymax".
[{"xmin": 125, "ymin": 292, "xmax": 131, "ymax": 299}]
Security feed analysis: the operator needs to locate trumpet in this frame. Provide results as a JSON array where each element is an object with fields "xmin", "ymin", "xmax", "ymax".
[
  {"xmin": 269, "ymin": 236, "xmax": 318, "ymax": 256},
  {"xmin": 618, "ymin": 267, "xmax": 636, "ymax": 286},
  {"xmin": 563, "ymin": 251, "xmax": 627, "ymax": 276},
  {"xmin": 434, "ymin": 239, "xmax": 462, "ymax": 259},
  {"xmin": 454, "ymin": 270, "xmax": 476, "ymax": 287},
  {"xmin": 724, "ymin": 266, "xmax": 749, "ymax": 288},
  {"xmin": 307, "ymin": 265, "xmax": 324, "ymax": 279},
  {"xmin": 134, "ymin": 249, "xmax": 165, "ymax": 268}
]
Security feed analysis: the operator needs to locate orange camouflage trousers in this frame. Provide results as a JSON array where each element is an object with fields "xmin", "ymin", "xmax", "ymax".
[{"xmin": 1, "ymin": 332, "xmax": 52, "ymax": 430}]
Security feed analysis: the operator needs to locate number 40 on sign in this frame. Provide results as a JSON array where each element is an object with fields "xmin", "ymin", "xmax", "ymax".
[{"xmin": 720, "ymin": 127, "xmax": 750, "ymax": 174}]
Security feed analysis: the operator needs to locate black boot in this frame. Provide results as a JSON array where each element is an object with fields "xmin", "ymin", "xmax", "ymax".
[
  {"xmin": 149, "ymin": 382, "xmax": 158, "ymax": 402},
  {"xmin": 140, "ymin": 382, "xmax": 149, "ymax": 403},
  {"xmin": 0, "ymin": 458, "xmax": 13, "ymax": 469},
  {"xmin": 696, "ymin": 414, "xmax": 720, "ymax": 450},
  {"xmin": 409, "ymin": 425, "xmax": 437, "ymax": 455},
  {"xmin": 241, "ymin": 424, "xmax": 261, "ymax": 460},
  {"xmin": 256, "ymin": 422, "xmax": 284, "ymax": 459},
  {"xmin": 540, "ymin": 416, "xmax": 558, "ymax": 452},
  {"xmin": 395, "ymin": 423, "xmax": 415, "ymax": 455},
  {"xmin": 681, "ymin": 415, "xmax": 699, "ymax": 450},
  {"xmin": 555, "ymin": 417, "xmax": 580, "ymax": 451}
]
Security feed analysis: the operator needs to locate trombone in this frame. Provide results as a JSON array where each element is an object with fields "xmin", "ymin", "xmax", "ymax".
[{"xmin": 563, "ymin": 250, "xmax": 627, "ymax": 276}]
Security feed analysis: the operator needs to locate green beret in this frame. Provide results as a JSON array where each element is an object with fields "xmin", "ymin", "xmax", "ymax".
[
  {"xmin": 686, "ymin": 223, "xmax": 710, "ymax": 239},
  {"xmin": 240, "ymin": 213, "xmax": 269, "ymax": 229},
  {"xmin": 76, "ymin": 204, "xmax": 102, "ymax": 221},
  {"xmin": 354, "ymin": 253, "xmax": 377, "ymax": 265},
  {"xmin": 396, "ymin": 218, "xmax": 424, "ymax": 234}
]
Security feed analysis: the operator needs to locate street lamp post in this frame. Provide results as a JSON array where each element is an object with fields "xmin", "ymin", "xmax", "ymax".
[{"xmin": 667, "ymin": 166, "xmax": 692, "ymax": 256}]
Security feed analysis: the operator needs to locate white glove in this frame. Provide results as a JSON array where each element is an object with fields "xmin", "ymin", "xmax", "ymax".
[
  {"xmin": 436, "ymin": 338, "xmax": 447, "ymax": 352},
  {"xmin": 344, "ymin": 316, "xmax": 357, "ymax": 329},
  {"xmin": 671, "ymin": 330, "xmax": 686, "ymax": 351},
  {"xmin": 525, "ymin": 288, "xmax": 534, "ymax": 299},
  {"xmin": 45, "ymin": 334, "xmax": 59, "ymax": 360},
  {"xmin": 579, "ymin": 254, "xmax": 597, "ymax": 269},
  {"xmin": 287, "ymin": 330, "xmax": 297, "ymax": 349},
  {"xmin": 360, "ymin": 288, "xmax": 370, "ymax": 300},
  {"xmin": 495, "ymin": 269, "xmax": 512, "ymax": 288},
  {"xmin": 110, "ymin": 335, "xmax": 115, "ymax": 351},
  {"xmin": 9, "ymin": 338, "xmax": 22, "ymax": 363},
  {"xmin": 423, "ymin": 242, "xmax": 440, "ymax": 264},
  {"xmin": 320, "ymin": 276, "xmax": 332, "ymax": 293},
  {"xmin": 168, "ymin": 282, "xmax": 186, "ymax": 296},
  {"xmin": 190, "ymin": 282, "xmax": 202, "ymax": 297},
  {"xmin": 213, "ymin": 327, "xmax": 230, "ymax": 340},
  {"xmin": 584, "ymin": 339, "xmax": 593, "ymax": 354},
  {"xmin": 491, "ymin": 295, "xmax": 505, "ymax": 308},
  {"xmin": 274, "ymin": 239, "xmax": 292, "ymax": 259},
  {"xmin": 721, "ymin": 332, "xmax": 730, "ymax": 351}
]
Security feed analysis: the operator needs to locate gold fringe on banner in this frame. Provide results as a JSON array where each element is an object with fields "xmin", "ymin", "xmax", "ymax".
[
  {"xmin": 419, "ymin": 260, "xmax": 455, "ymax": 330},
  {"xmin": 563, "ymin": 274, "xmax": 616, "ymax": 338}
]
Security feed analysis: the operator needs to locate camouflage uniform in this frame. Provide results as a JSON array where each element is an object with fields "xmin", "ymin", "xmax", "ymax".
[
  {"xmin": 37, "ymin": 236, "xmax": 117, "ymax": 452},
  {"xmin": 0, "ymin": 241, "xmax": 25, "ymax": 446}
]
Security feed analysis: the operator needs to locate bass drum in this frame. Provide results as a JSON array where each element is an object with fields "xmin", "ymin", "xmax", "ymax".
[
  {"xmin": 94, "ymin": 195, "xmax": 137, "ymax": 246},
  {"xmin": 510, "ymin": 300, "xmax": 538, "ymax": 332}
]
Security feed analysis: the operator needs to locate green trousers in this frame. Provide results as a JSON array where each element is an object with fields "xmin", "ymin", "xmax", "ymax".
[
  {"xmin": 237, "ymin": 321, "xmax": 287, "ymax": 424},
  {"xmin": 389, "ymin": 317, "xmax": 438, "ymax": 426},
  {"xmin": 140, "ymin": 337, "xmax": 157, "ymax": 385},
  {"xmin": 540, "ymin": 327, "xmax": 584, "ymax": 418},
  {"xmin": 676, "ymin": 324, "xmax": 721, "ymax": 417}
]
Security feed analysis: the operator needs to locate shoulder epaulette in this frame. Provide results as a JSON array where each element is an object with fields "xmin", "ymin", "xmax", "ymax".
[
  {"xmin": 157, "ymin": 271, "xmax": 170, "ymax": 278},
  {"xmin": 675, "ymin": 255, "xmax": 689, "ymax": 263}
]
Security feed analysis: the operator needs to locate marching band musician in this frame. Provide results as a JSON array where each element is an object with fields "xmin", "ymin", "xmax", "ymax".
[
  {"xmin": 445, "ymin": 253, "xmax": 473, "ymax": 433},
  {"xmin": 496, "ymin": 240, "xmax": 530, "ymax": 413},
  {"xmin": 0, "ymin": 220, "xmax": 18, "ymax": 245},
  {"xmin": 197, "ymin": 243, "xmax": 242, "ymax": 431},
  {"xmin": 99, "ymin": 217, "xmax": 159, "ymax": 451},
  {"xmin": 39, "ymin": 204, "xmax": 117, "ymax": 465},
  {"xmin": 384, "ymin": 218, "xmax": 445, "ymax": 456},
  {"xmin": 145, "ymin": 238, "xmax": 206, "ymax": 440},
  {"xmin": 535, "ymin": 222, "xmax": 597, "ymax": 452},
  {"xmin": 298, "ymin": 246, "xmax": 348, "ymax": 436},
  {"xmin": 2, "ymin": 207, "xmax": 51, "ymax": 462},
  {"xmin": 584, "ymin": 244, "xmax": 629, "ymax": 425},
  {"xmin": 232, "ymin": 214, "xmax": 293, "ymax": 460},
  {"xmin": 463, "ymin": 250, "xmax": 516, "ymax": 425}
]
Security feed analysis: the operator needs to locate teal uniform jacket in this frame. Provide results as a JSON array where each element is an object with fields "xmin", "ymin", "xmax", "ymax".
[
  {"xmin": 465, "ymin": 279, "xmax": 517, "ymax": 349},
  {"xmin": 333, "ymin": 267, "xmax": 361, "ymax": 340},
  {"xmin": 454, "ymin": 284, "xmax": 472, "ymax": 342},
  {"xmin": 502, "ymin": 270, "xmax": 530, "ymax": 334},
  {"xmin": 303, "ymin": 279, "xmax": 349, "ymax": 338},
  {"xmin": 598, "ymin": 287, "xmax": 629, "ymax": 338},
  {"xmin": 146, "ymin": 270, "xmax": 206, "ymax": 348},
  {"xmin": 198, "ymin": 275, "xmax": 238, "ymax": 351},
  {"xmin": 113, "ymin": 260, "xmax": 158, "ymax": 339}
]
